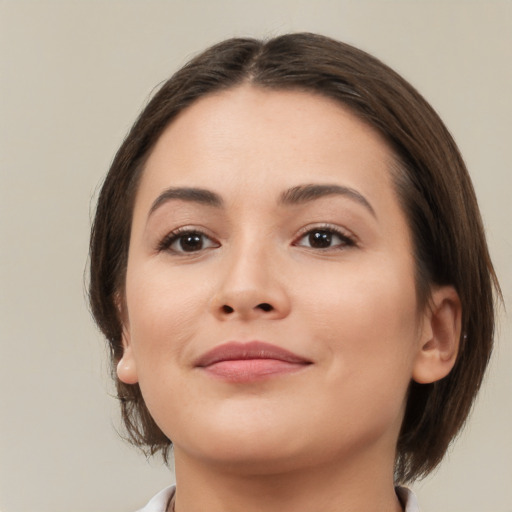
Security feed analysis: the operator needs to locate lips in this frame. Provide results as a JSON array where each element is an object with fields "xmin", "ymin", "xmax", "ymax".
[{"xmin": 195, "ymin": 341, "xmax": 312, "ymax": 382}]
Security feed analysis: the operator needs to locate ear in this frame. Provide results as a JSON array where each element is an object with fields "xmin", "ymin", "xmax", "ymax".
[
  {"xmin": 115, "ymin": 296, "xmax": 139, "ymax": 385},
  {"xmin": 117, "ymin": 333, "xmax": 139, "ymax": 385},
  {"xmin": 412, "ymin": 286, "xmax": 462, "ymax": 384}
]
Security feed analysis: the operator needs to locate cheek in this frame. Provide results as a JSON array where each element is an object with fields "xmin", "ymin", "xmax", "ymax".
[
  {"xmin": 303, "ymin": 264, "xmax": 419, "ymax": 431},
  {"xmin": 124, "ymin": 261, "xmax": 213, "ymax": 368},
  {"xmin": 304, "ymin": 258, "xmax": 420, "ymax": 374}
]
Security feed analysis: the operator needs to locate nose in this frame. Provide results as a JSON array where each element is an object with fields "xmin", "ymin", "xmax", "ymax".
[{"xmin": 210, "ymin": 244, "xmax": 291, "ymax": 321}]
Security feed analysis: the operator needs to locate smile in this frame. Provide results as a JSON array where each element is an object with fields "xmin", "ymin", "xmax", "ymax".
[{"xmin": 195, "ymin": 341, "xmax": 312, "ymax": 382}]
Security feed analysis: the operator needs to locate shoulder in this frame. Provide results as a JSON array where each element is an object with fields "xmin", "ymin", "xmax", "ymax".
[
  {"xmin": 396, "ymin": 486, "xmax": 421, "ymax": 512},
  {"xmin": 135, "ymin": 486, "xmax": 175, "ymax": 512}
]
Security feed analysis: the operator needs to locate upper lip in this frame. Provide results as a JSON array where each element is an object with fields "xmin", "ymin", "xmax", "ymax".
[{"xmin": 195, "ymin": 341, "xmax": 311, "ymax": 367}]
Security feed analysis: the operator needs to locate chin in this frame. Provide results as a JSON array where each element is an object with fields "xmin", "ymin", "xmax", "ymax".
[
  {"xmin": 189, "ymin": 442, "xmax": 315, "ymax": 476},
  {"xmin": 172, "ymin": 418, "xmax": 316, "ymax": 474}
]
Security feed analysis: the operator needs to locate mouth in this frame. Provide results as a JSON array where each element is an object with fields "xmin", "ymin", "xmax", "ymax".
[{"xmin": 195, "ymin": 341, "xmax": 312, "ymax": 382}]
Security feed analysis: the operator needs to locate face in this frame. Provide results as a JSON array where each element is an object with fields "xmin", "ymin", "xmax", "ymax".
[{"xmin": 118, "ymin": 86, "xmax": 432, "ymax": 474}]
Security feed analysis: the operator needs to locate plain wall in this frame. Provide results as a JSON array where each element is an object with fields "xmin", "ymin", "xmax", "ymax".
[{"xmin": 1, "ymin": 1, "xmax": 510, "ymax": 511}]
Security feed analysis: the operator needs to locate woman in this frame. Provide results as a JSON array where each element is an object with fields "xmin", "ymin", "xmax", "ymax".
[{"xmin": 89, "ymin": 33, "xmax": 499, "ymax": 512}]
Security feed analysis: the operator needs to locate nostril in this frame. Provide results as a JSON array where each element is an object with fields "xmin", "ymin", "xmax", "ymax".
[
  {"xmin": 257, "ymin": 303, "xmax": 273, "ymax": 312},
  {"xmin": 222, "ymin": 305, "xmax": 234, "ymax": 314}
]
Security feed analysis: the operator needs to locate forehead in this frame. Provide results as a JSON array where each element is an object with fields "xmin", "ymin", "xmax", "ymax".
[{"xmin": 136, "ymin": 85, "xmax": 398, "ymax": 213}]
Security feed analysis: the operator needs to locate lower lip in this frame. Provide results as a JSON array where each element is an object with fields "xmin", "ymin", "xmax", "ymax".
[{"xmin": 201, "ymin": 359, "xmax": 309, "ymax": 382}]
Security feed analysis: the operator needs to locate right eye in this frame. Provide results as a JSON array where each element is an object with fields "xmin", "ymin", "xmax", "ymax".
[
  {"xmin": 293, "ymin": 226, "xmax": 356, "ymax": 251},
  {"xmin": 159, "ymin": 229, "xmax": 219, "ymax": 254}
]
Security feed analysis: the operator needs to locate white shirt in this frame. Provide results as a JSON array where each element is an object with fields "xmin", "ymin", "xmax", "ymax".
[
  {"xmin": 136, "ymin": 486, "xmax": 175, "ymax": 512},
  {"xmin": 137, "ymin": 485, "xmax": 420, "ymax": 512}
]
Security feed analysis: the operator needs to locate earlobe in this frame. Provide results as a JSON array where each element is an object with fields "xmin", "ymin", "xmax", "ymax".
[
  {"xmin": 114, "ymin": 293, "xmax": 139, "ymax": 384},
  {"xmin": 412, "ymin": 286, "xmax": 462, "ymax": 384},
  {"xmin": 116, "ymin": 329, "xmax": 139, "ymax": 385}
]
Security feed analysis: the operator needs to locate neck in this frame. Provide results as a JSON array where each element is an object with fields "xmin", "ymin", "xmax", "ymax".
[{"xmin": 172, "ymin": 446, "xmax": 403, "ymax": 512}]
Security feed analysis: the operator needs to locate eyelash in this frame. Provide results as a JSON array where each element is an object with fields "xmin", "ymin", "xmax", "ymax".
[
  {"xmin": 157, "ymin": 227, "xmax": 219, "ymax": 254},
  {"xmin": 293, "ymin": 224, "xmax": 357, "ymax": 251},
  {"xmin": 157, "ymin": 224, "xmax": 357, "ymax": 255}
]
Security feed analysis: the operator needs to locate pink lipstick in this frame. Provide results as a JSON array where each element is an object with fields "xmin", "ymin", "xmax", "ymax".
[{"xmin": 195, "ymin": 341, "xmax": 311, "ymax": 382}]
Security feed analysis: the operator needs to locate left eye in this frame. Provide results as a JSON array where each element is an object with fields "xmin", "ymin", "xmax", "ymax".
[
  {"xmin": 160, "ymin": 230, "xmax": 219, "ymax": 254},
  {"xmin": 295, "ymin": 228, "xmax": 354, "ymax": 249}
]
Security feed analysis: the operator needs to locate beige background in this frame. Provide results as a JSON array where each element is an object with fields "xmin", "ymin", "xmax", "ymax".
[{"xmin": 1, "ymin": 1, "xmax": 511, "ymax": 511}]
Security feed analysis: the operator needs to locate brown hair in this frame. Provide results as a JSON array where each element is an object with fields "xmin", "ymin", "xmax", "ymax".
[{"xmin": 89, "ymin": 33, "xmax": 499, "ymax": 483}]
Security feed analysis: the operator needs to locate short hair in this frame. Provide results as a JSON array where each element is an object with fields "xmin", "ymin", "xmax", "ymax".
[{"xmin": 89, "ymin": 33, "xmax": 499, "ymax": 483}]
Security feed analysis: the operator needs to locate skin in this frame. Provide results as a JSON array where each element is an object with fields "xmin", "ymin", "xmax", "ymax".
[{"xmin": 117, "ymin": 86, "xmax": 461, "ymax": 512}]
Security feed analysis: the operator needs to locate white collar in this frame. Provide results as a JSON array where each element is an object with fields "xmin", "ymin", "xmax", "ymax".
[{"xmin": 137, "ymin": 485, "xmax": 420, "ymax": 512}]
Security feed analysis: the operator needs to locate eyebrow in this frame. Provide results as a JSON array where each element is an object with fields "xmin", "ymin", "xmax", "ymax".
[
  {"xmin": 148, "ymin": 187, "xmax": 223, "ymax": 217},
  {"xmin": 148, "ymin": 183, "xmax": 375, "ymax": 218},
  {"xmin": 280, "ymin": 183, "xmax": 376, "ymax": 217}
]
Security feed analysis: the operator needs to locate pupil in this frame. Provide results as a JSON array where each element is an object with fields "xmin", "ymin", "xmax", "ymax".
[
  {"xmin": 309, "ymin": 230, "xmax": 331, "ymax": 248},
  {"xmin": 180, "ymin": 233, "xmax": 203, "ymax": 251}
]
